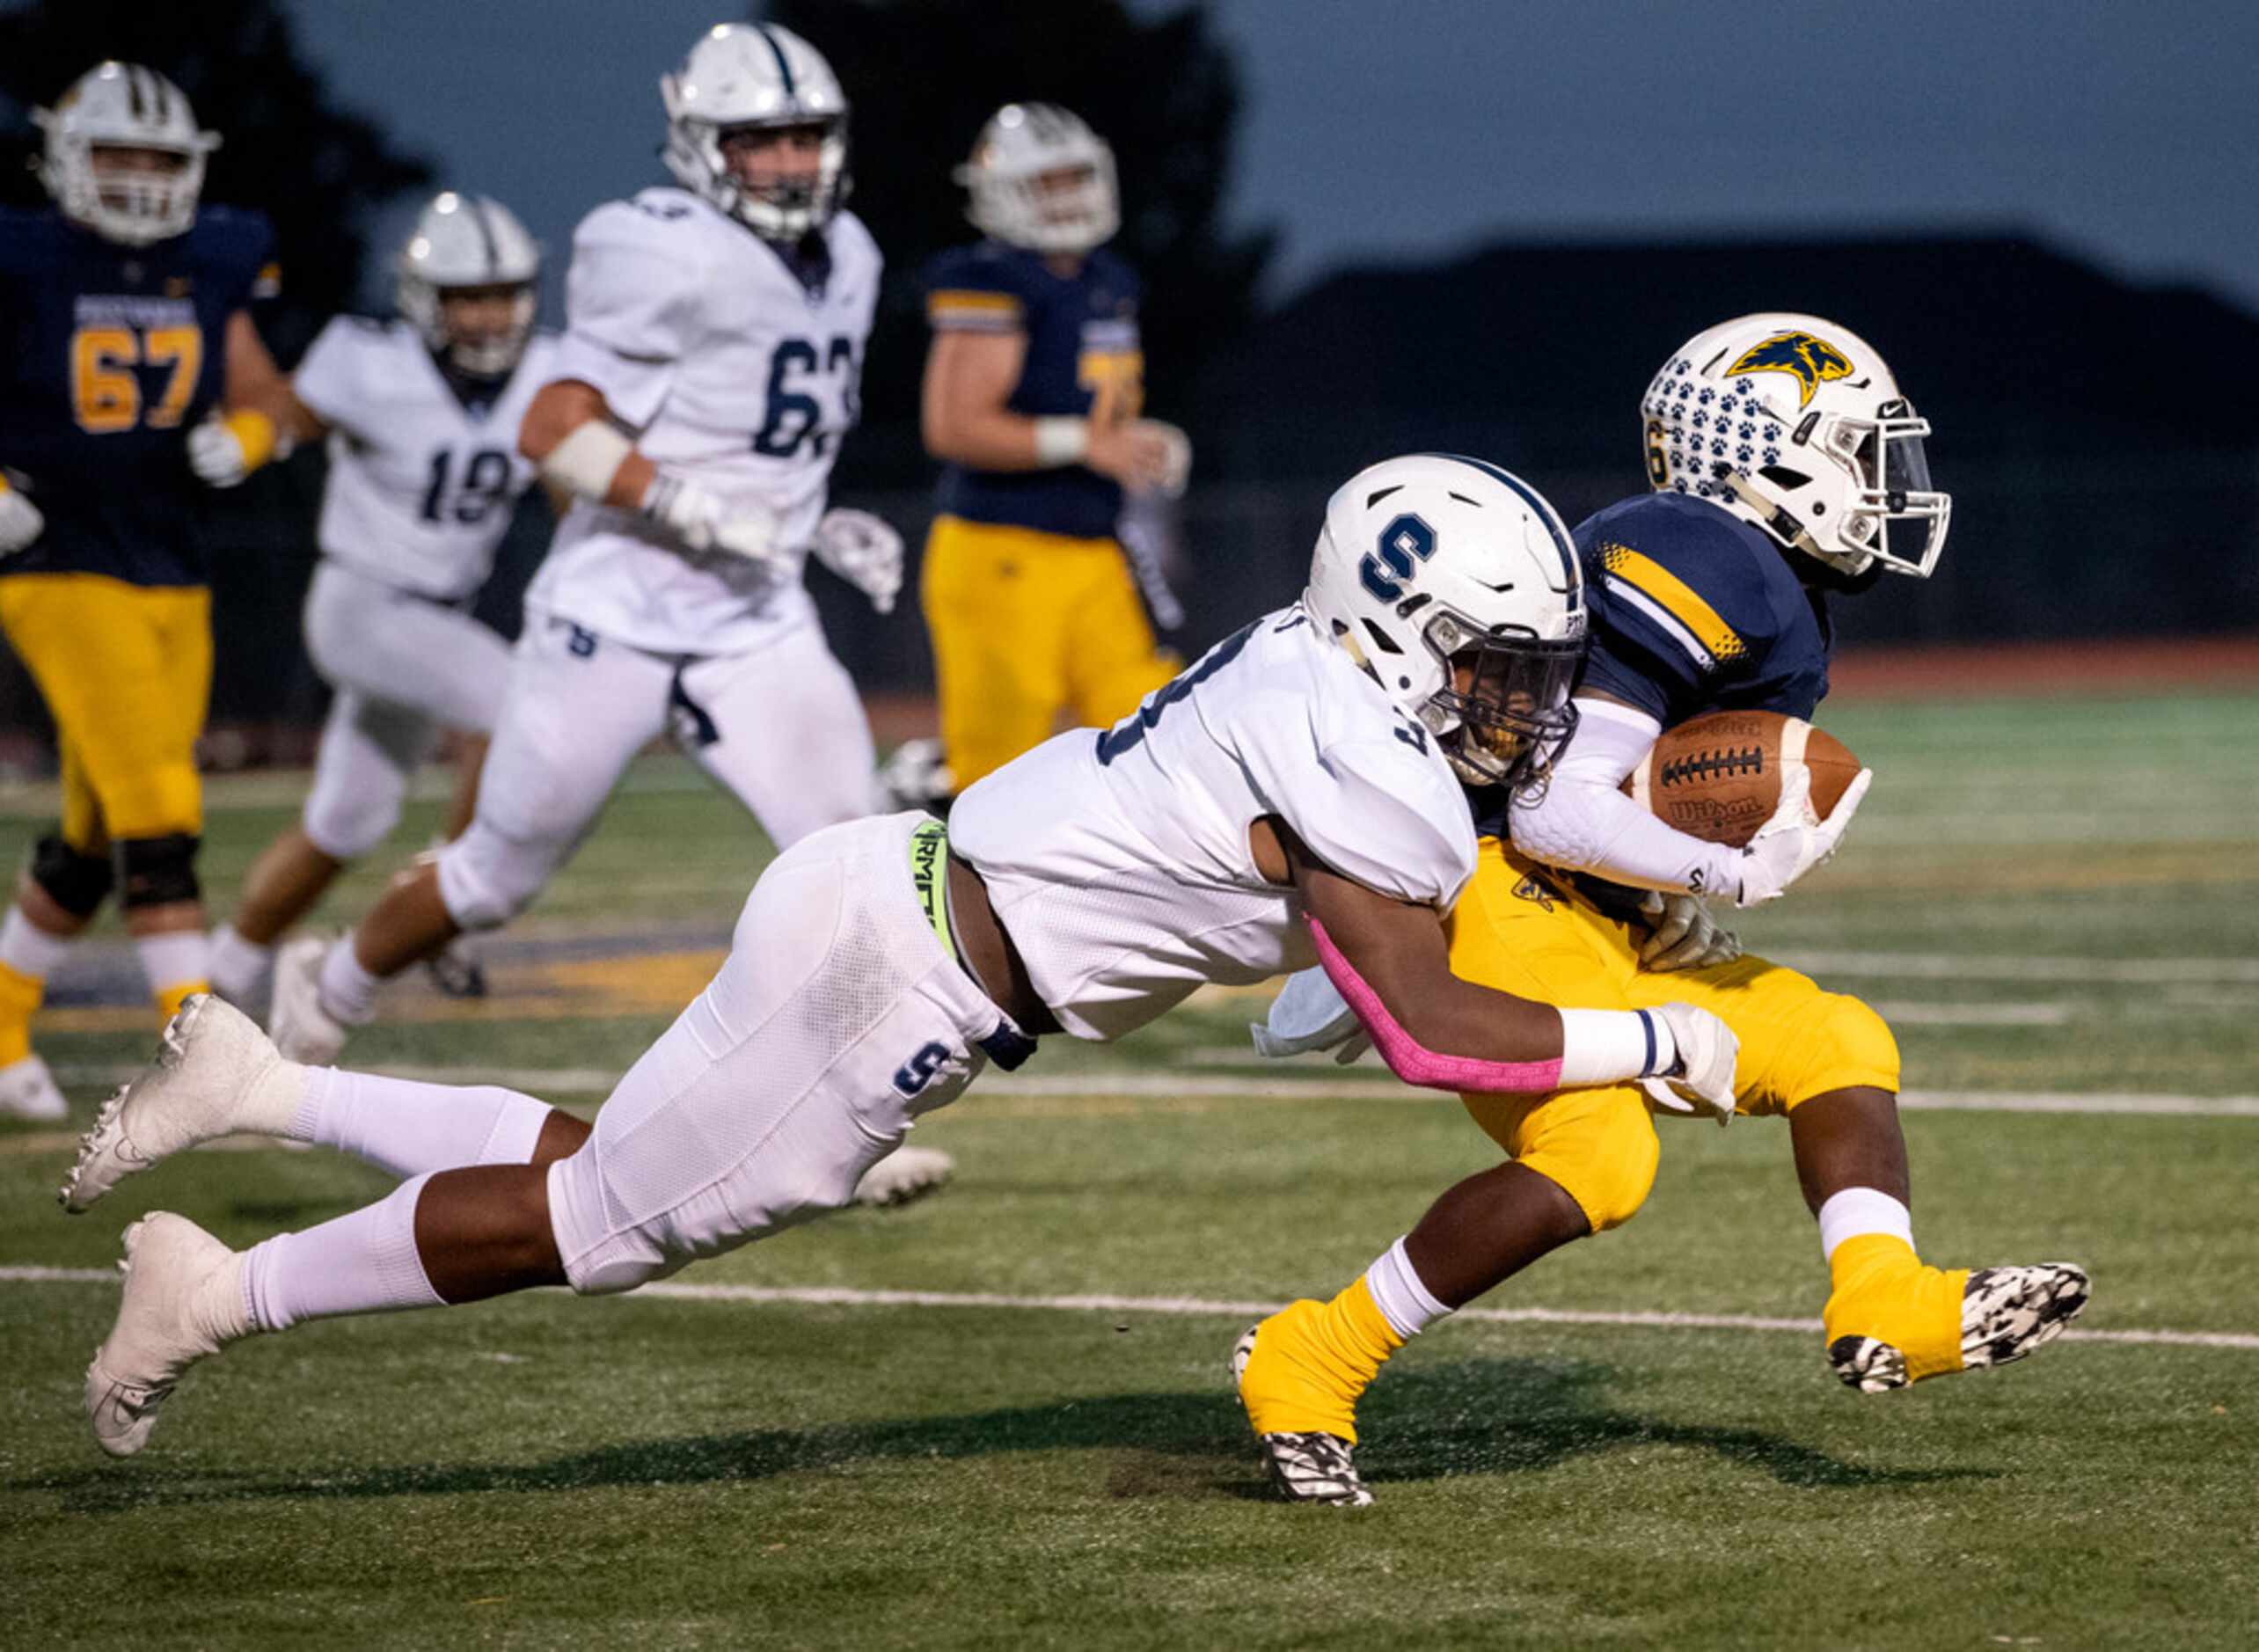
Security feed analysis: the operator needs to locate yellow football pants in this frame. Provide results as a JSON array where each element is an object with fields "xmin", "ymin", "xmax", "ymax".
[
  {"xmin": 1448, "ymin": 841, "xmax": 1900, "ymax": 1234},
  {"xmin": 0, "ymin": 574, "xmax": 211, "ymax": 850},
  {"xmin": 921, "ymin": 514, "xmax": 1180, "ymax": 789}
]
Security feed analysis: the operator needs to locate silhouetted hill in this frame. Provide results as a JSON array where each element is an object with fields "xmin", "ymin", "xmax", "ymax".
[{"xmin": 1203, "ymin": 234, "xmax": 2259, "ymax": 480}]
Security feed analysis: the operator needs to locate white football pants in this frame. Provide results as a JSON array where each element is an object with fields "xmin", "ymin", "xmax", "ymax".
[
  {"xmin": 299, "ymin": 559, "xmax": 510, "ymax": 860},
  {"xmin": 546, "ymin": 811, "xmax": 1012, "ymax": 1292},
  {"xmin": 435, "ymin": 609, "xmax": 878, "ymax": 931}
]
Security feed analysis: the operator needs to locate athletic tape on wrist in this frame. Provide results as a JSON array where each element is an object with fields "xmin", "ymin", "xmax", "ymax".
[
  {"xmin": 1032, "ymin": 416, "xmax": 1089, "ymax": 468},
  {"xmin": 541, "ymin": 420, "xmax": 635, "ymax": 501}
]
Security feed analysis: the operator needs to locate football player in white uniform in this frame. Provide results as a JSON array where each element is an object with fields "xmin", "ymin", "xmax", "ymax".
[
  {"xmin": 65, "ymin": 454, "xmax": 1744, "ymax": 1466},
  {"xmin": 207, "ymin": 192, "xmax": 554, "ymax": 1008},
  {"xmin": 262, "ymin": 26, "xmax": 903, "ymax": 1058}
]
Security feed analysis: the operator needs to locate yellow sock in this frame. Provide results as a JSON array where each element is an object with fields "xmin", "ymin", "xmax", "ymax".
[
  {"xmin": 1824, "ymin": 1232, "xmax": 1970, "ymax": 1382},
  {"xmin": 0, "ymin": 958, "xmax": 42, "ymax": 1066},
  {"xmin": 1238, "ymin": 1276, "xmax": 1404, "ymax": 1441},
  {"xmin": 153, "ymin": 978, "xmax": 208, "ymax": 1026}
]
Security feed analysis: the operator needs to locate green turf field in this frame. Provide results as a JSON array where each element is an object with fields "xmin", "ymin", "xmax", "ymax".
[{"xmin": 4, "ymin": 691, "xmax": 2256, "ymax": 1649}]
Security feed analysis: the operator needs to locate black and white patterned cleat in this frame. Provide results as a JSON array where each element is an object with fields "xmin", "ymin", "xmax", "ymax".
[
  {"xmin": 1231, "ymin": 1323, "xmax": 1375, "ymax": 1507},
  {"xmin": 61, "ymin": 995, "xmax": 303, "ymax": 1214},
  {"xmin": 422, "ymin": 936, "xmax": 488, "ymax": 1000},
  {"xmin": 1830, "ymin": 1261, "xmax": 2090, "ymax": 1393}
]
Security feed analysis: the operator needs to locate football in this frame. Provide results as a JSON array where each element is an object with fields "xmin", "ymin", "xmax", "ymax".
[{"xmin": 1622, "ymin": 711, "xmax": 1861, "ymax": 847}]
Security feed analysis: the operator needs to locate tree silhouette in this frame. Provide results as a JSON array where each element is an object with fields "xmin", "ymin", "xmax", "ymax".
[
  {"xmin": 762, "ymin": 0, "xmax": 1273, "ymax": 459},
  {"xmin": 0, "ymin": 0, "xmax": 434, "ymax": 363}
]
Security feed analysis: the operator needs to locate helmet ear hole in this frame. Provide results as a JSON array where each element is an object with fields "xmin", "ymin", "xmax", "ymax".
[
  {"xmin": 1359, "ymin": 618, "xmax": 1403, "ymax": 656},
  {"xmin": 1758, "ymin": 465, "xmax": 1809, "ymax": 490}
]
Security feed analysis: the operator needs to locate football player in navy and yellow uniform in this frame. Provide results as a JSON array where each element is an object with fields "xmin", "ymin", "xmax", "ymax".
[
  {"xmin": 1236, "ymin": 318, "xmax": 2088, "ymax": 1507},
  {"xmin": 0, "ymin": 62, "xmax": 291, "ymax": 1119},
  {"xmin": 906, "ymin": 103, "xmax": 1192, "ymax": 801}
]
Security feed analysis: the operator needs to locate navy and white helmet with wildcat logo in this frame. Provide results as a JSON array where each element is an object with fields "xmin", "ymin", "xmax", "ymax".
[
  {"xmin": 955, "ymin": 103, "xmax": 1119, "ymax": 255},
  {"xmin": 396, "ymin": 191, "xmax": 541, "ymax": 376},
  {"xmin": 1303, "ymin": 454, "xmax": 1587, "ymax": 791},
  {"xmin": 34, "ymin": 62, "xmax": 220, "ymax": 246},
  {"xmin": 661, "ymin": 22, "xmax": 849, "ymax": 242},
  {"xmin": 1642, "ymin": 311, "xmax": 1950, "ymax": 581}
]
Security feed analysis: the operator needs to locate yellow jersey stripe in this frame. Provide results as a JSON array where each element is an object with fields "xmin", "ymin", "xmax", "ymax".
[
  {"xmin": 1599, "ymin": 544, "xmax": 1746, "ymax": 663},
  {"xmin": 927, "ymin": 289, "xmax": 1023, "ymax": 315}
]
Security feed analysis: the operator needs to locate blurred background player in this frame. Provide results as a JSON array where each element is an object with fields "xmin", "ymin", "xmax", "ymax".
[
  {"xmin": 1241, "ymin": 318, "xmax": 2087, "ymax": 1505},
  {"xmin": 0, "ymin": 62, "xmax": 291, "ymax": 1120},
  {"xmin": 886, "ymin": 103, "xmax": 1192, "ymax": 812},
  {"xmin": 205, "ymin": 192, "xmax": 556, "ymax": 1010},
  {"xmin": 263, "ymin": 24, "xmax": 938, "ymax": 1207}
]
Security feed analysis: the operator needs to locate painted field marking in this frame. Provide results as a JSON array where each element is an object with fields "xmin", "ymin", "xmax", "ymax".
[
  {"xmin": 22, "ymin": 1066, "xmax": 2259, "ymax": 1122},
  {"xmin": 3, "ymin": 1266, "xmax": 2251, "ymax": 1352},
  {"xmin": 1768, "ymin": 950, "xmax": 2259, "ymax": 985}
]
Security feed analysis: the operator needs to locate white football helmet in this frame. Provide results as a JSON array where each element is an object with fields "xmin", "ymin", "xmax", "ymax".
[
  {"xmin": 33, "ymin": 62, "xmax": 219, "ymax": 247},
  {"xmin": 1642, "ymin": 312, "xmax": 1950, "ymax": 581},
  {"xmin": 661, "ymin": 23, "xmax": 849, "ymax": 242},
  {"xmin": 396, "ymin": 192, "xmax": 541, "ymax": 376},
  {"xmin": 1304, "ymin": 454, "xmax": 1587, "ymax": 790},
  {"xmin": 956, "ymin": 103, "xmax": 1119, "ymax": 255}
]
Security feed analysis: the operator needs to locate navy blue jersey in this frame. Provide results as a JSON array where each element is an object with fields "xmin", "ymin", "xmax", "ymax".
[
  {"xmin": 0, "ymin": 204, "xmax": 278, "ymax": 586},
  {"xmin": 923, "ymin": 240, "xmax": 1141, "ymax": 542},
  {"xmin": 1575, "ymin": 492, "xmax": 1831, "ymax": 728}
]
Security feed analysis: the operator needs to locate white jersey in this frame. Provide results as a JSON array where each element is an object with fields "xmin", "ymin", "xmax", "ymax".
[
  {"xmin": 292, "ymin": 318, "xmax": 557, "ymax": 601},
  {"xmin": 528, "ymin": 187, "xmax": 882, "ymax": 654},
  {"xmin": 950, "ymin": 604, "xmax": 1477, "ymax": 1041}
]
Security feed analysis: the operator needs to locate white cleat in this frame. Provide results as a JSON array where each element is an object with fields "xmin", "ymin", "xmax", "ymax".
[
  {"xmin": 0, "ymin": 1052, "xmax": 69, "ymax": 1121},
  {"xmin": 85, "ymin": 1212, "xmax": 249, "ymax": 1458},
  {"xmin": 269, "ymin": 936, "xmax": 349, "ymax": 1065},
  {"xmin": 852, "ymin": 1144, "xmax": 956, "ymax": 1209},
  {"xmin": 61, "ymin": 995, "xmax": 303, "ymax": 1214}
]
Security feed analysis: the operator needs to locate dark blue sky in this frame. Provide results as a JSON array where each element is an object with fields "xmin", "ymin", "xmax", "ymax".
[{"xmin": 286, "ymin": 0, "xmax": 2259, "ymax": 314}]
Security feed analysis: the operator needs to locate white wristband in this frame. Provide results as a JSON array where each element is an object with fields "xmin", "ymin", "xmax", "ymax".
[
  {"xmin": 539, "ymin": 420, "xmax": 635, "ymax": 502},
  {"xmin": 1032, "ymin": 416, "xmax": 1090, "ymax": 468},
  {"xmin": 1556, "ymin": 1006, "xmax": 1677, "ymax": 1086}
]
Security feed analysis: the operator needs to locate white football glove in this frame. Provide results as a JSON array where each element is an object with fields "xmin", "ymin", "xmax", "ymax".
[
  {"xmin": 812, "ymin": 508, "xmax": 904, "ymax": 614},
  {"xmin": 0, "ymin": 486, "xmax": 43, "ymax": 557},
  {"xmin": 1635, "ymin": 890, "xmax": 1742, "ymax": 972},
  {"xmin": 1640, "ymin": 1002, "xmax": 1740, "ymax": 1127},
  {"xmin": 1735, "ymin": 764, "xmax": 1875, "ymax": 908},
  {"xmin": 1130, "ymin": 420, "xmax": 1192, "ymax": 498},
  {"xmin": 642, "ymin": 475, "xmax": 781, "ymax": 566},
  {"xmin": 186, "ymin": 417, "xmax": 252, "ymax": 488}
]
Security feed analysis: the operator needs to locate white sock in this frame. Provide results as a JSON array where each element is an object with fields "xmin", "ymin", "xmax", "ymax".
[
  {"xmin": 1817, "ymin": 1187, "xmax": 1917, "ymax": 1262},
  {"xmin": 208, "ymin": 925, "xmax": 276, "ymax": 1003},
  {"xmin": 291, "ymin": 1066, "xmax": 555, "ymax": 1180},
  {"xmin": 240, "ymin": 1173, "xmax": 446, "ymax": 1332},
  {"xmin": 135, "ymin": 930, "xmax": 208, "ymax": 998},
  {"xmin": 1363, "ymin": 1235, "xmax": 1454, "ymax": 1340},
  {"xmin": 318, "ymin": 938, "xmax": 381, "ymax": 1026},
  {"xmin": 0, "ymin": 908, "xmax": 76, "ymax": 981}
]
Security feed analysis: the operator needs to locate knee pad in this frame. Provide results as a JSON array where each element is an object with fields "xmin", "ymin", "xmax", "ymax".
[
  {"xmin": 1781, "ymin": 994, "xmax": 1903, "ymax": 1107},
  {"xmin": 435, "ymin": 822, "xmax": 560, "ymax": 931},
  {"xmin": 117, "ymin": 833, "xmax": 201, "ymax": 910},
  {"xmin": 29, "ymin": 833, "xmax": 115, "ymax": 920},
  {"xmin": 302, "ymin": 770, "xmax": 406, "ymax": 862},
  {"xmin": 1516, "ymin": 1093, "xmax": 1661, "ymax": 1233}
]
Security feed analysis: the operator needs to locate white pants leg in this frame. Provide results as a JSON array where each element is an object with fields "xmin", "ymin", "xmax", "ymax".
[
  {"xmin": 303, "ymin": 560, "xmax": 510, "ymax": 735},
  {"xmin": 546, "ymin": 813, "xmax": 1006, "ymax": 1295},
  {"xmin": 673, "ymin": 622, "xmax": 881, "ymax": 851},
  {"xmin": 435, "ymin": 615, "xmax": 673, "ymax": 930},
  {"xmin": 299, "ymin": 561, "xmax": 514, "ymax": 860}
]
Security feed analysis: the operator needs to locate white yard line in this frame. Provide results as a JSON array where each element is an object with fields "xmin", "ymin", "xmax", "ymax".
[
  {"xmin": 3, "ymin": 1266, "xmax": 2251, "ymax": 1351},
  {"xmin": 1767, "ymin": 950, "xmax": 2259, "ymax": 985},
  {"xmin": 32, "ymin": 1065, "xmax": 2259, "ymax": 1116}
]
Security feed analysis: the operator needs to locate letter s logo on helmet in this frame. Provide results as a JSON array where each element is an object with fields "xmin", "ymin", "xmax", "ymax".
[{"xmin": 1303, "ymin": 455, "xmax": 1587, "ymax": 793}]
